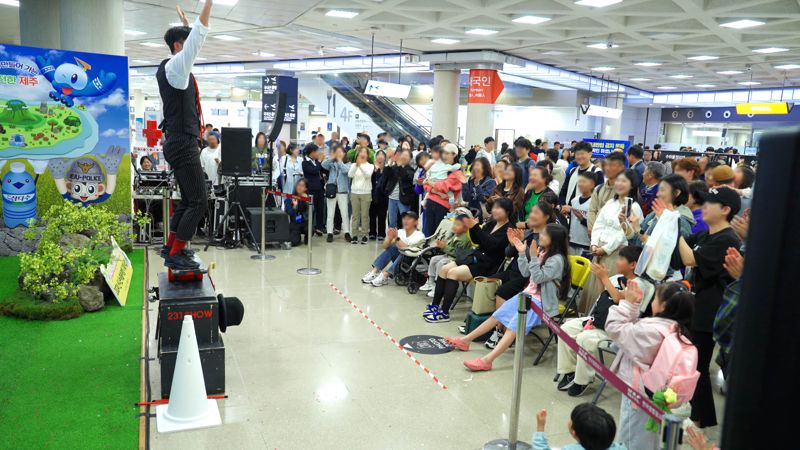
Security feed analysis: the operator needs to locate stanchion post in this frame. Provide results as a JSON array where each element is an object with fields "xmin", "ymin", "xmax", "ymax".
[
  {"xmin": 483, "ymin": 293, "xmax": 532, "ymax": 450},
  {"xmin": 162, "ymin": 184, "xmax": 170, "ymax": 244},
  {"xmin": 251, "ymin": 189, "xmax": 275, "ymax": 261},
  {"xmin": 297, "ymin": 194, "xmax": 321, "ymax": 275},
  {"xmin": 661, "ymin": 414, "xmax": 684, "ymax": 450}
]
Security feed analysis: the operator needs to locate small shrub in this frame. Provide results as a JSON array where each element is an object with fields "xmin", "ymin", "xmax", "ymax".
[{"xmin": 0, "ymin": 291, "xmax": 83, "ymax": 320}]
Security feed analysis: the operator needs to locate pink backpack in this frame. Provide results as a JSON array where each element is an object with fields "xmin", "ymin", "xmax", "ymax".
[{"xmin": 635, "ymin": 323, "xmax": 700, "ymax": 406}]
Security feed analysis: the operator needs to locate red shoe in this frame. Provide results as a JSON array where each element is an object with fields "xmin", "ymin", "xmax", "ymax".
[
  {"xmin": 445, "ymin": 336, "xmax": 469, "ymax": 352},
  {"xmin": 464, "ymin": 357, "xmax": 492, "ymax": 372}
]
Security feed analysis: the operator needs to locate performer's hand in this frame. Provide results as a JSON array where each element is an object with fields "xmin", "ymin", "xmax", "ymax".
[{"xmin": 176, "ymin": 5, "xmax": 189, "ymax": 26}]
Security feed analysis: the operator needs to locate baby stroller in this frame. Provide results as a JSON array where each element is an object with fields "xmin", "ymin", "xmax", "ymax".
[{"xmin": 394, "ymin": 207, "xmax": 473, "ymax": 294}]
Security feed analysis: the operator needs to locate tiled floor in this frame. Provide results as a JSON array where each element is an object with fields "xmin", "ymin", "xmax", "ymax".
[{"xmin": 146, "ymin": 237, "xmax": 725, "ymax": 449}]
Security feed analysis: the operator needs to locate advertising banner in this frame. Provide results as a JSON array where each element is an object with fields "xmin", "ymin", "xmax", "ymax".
[
  {"xmin": 100, "ymin": 237, "xmax": 133, "ymax": 306},
  {"xmin": 0, "ymin": 43, "xmax": 130, "ymax": 229},
  {"xmin": 467, "ymin": 69, "xmax": 504, "ymax": 104},
  {"xmin": 660, "ymin": 106, "xmax": 800, "ymax": 123},
  {"xmin": 261, "ymin": 75, "xmax": 298, "ymax": 124},
  {"xmin": 583, "ymin": 138, "xmax": 630, "ymax": 158}
]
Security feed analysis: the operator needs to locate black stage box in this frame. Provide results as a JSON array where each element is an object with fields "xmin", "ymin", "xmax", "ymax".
[
  {"xmin": 159, "ymin": 338, "xmax": 225, "ymax": 398},
  {"xmin": 247, "ymin": 207, "xmax": 291, "ymax": 243},
  {"xmin": 156, "ymin": 272, "xmax": 219, "ymax": 350}
]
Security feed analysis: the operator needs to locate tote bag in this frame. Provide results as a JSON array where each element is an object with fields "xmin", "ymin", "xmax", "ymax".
[{"xmin": 472, "ymin": 276, "xmax": 501, "ymax": 314}]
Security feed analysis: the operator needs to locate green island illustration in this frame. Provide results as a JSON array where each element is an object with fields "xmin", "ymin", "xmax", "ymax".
[{"xmin": 0, "ymin": 99, "xmax": 98, "ymax": 160}]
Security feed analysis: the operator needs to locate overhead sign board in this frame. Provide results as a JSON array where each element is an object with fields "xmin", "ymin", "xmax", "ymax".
[
  {"xmin": 468, "ymin": 69, "xmax": 504, "ymax": 104},
  {"xmin": 661, "ymin": 106, "xmax": 800, "ymax": 123},
  {"xmin": 261, "ymin": 75, "xmax": 298, "ymax": 123},
  {"xmin": 735, "ymin": 102, "xmax": 792, "ymax": 115},
  {"xmin": 583, "ymin": 138, "xmax": 630, "ymax": 158},
  {"xmin": 581, "ymin": 104, "xmax": 623, "ymax": 119},
  {"xmin": 364, "ymin": 80, "xmax": 411, "ymax": 99}
]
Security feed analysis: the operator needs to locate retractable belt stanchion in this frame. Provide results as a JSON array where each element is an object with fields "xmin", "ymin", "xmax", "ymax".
[
  {"xmin": 297, "ymin": 194, "xmax": 321, "ymax": 276},
  {"xmin": 661, "ymin": 414, "xmax": 684, "ymax": 450},
  {"xmin": 162, "ymin": 184, "xmax": 170, "ymax": 243},
  {"xmin": 484, "ymin": 293, "xmax": 532, "ymax": 450},
  {"xmin": 251, "ymin": 189, "xmax": 275, "ymax": 261}
]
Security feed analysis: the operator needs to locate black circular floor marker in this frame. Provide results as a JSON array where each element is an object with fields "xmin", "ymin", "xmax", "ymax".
[{"xmin": 398, "ymin": 335, "xmax": 454, "ymax": 355}]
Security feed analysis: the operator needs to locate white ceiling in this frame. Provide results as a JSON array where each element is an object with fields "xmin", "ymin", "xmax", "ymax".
[{"xmin": 4, "ymin": 0, "xmax": 800, "ymax": 93}]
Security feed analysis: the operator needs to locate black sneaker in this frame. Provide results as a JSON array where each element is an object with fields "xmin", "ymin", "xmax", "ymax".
[
  {"xmin": 314, "ymin": 229, "xmax": 324, "ymax": 236},
  {"xmin": 334, "ymin": 229, "xmax": 341, "ymax": 235},
  {"xmin": 351, "ymin": 236, "xmax": 359, "ymax": 245},
  {"xmin": 557, "ymin": 373, "xmax": 575, "ymax": 391},
  {"xmin": 377, "ymin": 235, "xmax": 385, "ymax": 241},
  {"xmin": 326, "ymin": 233, "xmax": 333, "ymax": 243},
  {"xmin": 361, "ymin": 236, "xmax": 368, "ymax": 245},
  {"xmin": 344, "ymin": 233, "xmax": 352, "ymax": 242},
  {"xmin": 165, "ymin": 250, "xmax": 200, "ymax": 270},
  {"xmin": 368, "ymin": 234, "xmax": 377, "ymax": 240},
  {"xmin": 568, "ymin": 382, "xmax": 591, "ymax": 397},
  {"xmin": 160, "ymin": 246, "xmax": 195, "ymax": 259}
]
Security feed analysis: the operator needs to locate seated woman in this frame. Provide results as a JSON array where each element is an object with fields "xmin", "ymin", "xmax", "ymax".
[
  {"xmin": 461, "ymin": 157, "xmax": 496, "ymax": 221},
  {"xmin": 284, "ymin": 178, "xmax": 310, "ymax": 246},
  {"xmin": 446, "ymin": 223, "xmax": 571, "ymax": 372},
  {"xmin": 487, "ymin": 163, "xmax": 525, "ymax": 220},
  {"xmin": 519, "ymin": 165, "xmax": 555, "ymax": 226},
  {"xmin": 424, "ymin": 198, "xmax": 514, "ymax": 323},
  {"xmin": 361, "ymin": 211, "xmax": 425, "ymax": 287},
  {"xmin": 480, "ymin": 200, "xmax": 557, "ymax": 349}
]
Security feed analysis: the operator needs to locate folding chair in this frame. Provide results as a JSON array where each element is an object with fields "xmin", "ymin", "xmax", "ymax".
[
  {"xmin": 592, "ymin": 339, "xmax": 618, "ymax": 405},
  {"xmin": 533, "ymin": 255, "xmax": 592, "ymax": 366}
]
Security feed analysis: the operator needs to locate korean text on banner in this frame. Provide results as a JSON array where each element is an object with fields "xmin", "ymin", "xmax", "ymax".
[
  {"xmin": 467, "ymin": 69, "xmax": 504, "ymax": 104},
  {"xmin": 261, "ymin": 75, "xmax": 298, "ymax": 123},
  {"xmin": 583, "ymin": 138, "xmax": 631, "ymax": 158},
  {"xmin": 100, "ymin": 236, "xmax": 133, "ymax": 306}
]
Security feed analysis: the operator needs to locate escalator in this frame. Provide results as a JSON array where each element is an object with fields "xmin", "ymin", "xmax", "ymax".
[{"xmin": 321, "ymin": 73, "xmax": 431, "ymax": 144}]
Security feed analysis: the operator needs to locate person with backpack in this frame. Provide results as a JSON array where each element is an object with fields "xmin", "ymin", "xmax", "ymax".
[
  {"xmin": 605, "ymin": 281, "xmax": 698, "ymax": 450},
  {"xmin": 556, "ymin": 245, "xmax": 650, "ymax": 397}
]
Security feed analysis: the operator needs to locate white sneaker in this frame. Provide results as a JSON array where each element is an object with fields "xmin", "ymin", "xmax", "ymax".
[
  {"xmin": 427, "ymin": 290, "xmax": 435, "ymax": 298},
  {"xmin": 371, "ymin": 272, "xmax": 389, "ymax": 286},
  {"xmin": 361, "ymin": 271, "xmax": 378, "ymax": 283},
  {"xmin": 420, "ymin": 279, "xmax": 435, "ymax": 291},
  {"xmin": 485, "ymin": 330, "xmax": 501, "ymax": 349}
]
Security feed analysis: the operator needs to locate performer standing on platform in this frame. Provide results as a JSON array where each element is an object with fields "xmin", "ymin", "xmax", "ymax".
[{"xmin": 156, "ymin": 1, "xmax": 213, "ymax": 269}]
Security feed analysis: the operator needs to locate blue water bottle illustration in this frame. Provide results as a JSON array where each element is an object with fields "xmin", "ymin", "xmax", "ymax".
[{"xmin": 2, "ymin": 162, "xmax": 37, "ymax": 228}]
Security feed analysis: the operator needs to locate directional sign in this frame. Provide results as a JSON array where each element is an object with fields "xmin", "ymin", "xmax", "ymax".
[
  {"xmin": 364, "ymin": 79, "xmax": 411, "ymax": 99},
  {"xmin": 261, "ymin": 75, "xmax": 298, "ymax": 123},
  {"xmin": 398, "ymin": 335, "xmax": 454, "ymax": 355}
]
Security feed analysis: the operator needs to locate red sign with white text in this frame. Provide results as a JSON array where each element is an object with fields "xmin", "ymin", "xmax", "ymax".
[{"xmin": 468, "ymin": 69, "xmax": 504, "ymax": 104}]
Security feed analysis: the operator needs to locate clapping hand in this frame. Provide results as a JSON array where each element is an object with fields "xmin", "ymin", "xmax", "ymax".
[
  {"xmin": 723, "ymin": 247, "xmax": 744, "ymax": 280},
  {"xmin": 731, "ymin": 210, "xmax": 749, "ymax": 241},
  {"xmin": 652, "ymin": 198, "xmax": 672, "ymax": 218},
  {"xmin": 623, "ymin": 279, "xmax": 644, "ymax": 304},
  {"xmin": 509, "ymin": 232, "xmax": 526, "ymax": 253},
  {"xmin": 462, "ymin": 216, "xmax": 479, "ymax": 229},
  {"xmin": 536, "ymin": 409, "xmax": 547, "ymax": 433},
  {"xmin": 590, "ymin": 262, "xmax": 608, "ymax": 279},
  {"xmin": 386, "ymin": 228, "xmax": 399, "ymax": 241},
  {"xmin": 686, "ymin": 426, "xmax": 719, "ymax": 450}
]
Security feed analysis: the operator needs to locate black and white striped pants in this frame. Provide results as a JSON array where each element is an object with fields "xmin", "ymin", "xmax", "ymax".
[{"xmin": 163, "ymin": 133, "xmax": 208, "ymax": 241}]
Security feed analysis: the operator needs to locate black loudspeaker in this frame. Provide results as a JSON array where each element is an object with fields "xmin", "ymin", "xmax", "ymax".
[
  {"xmin": 267, "ymin": 92, "xmax": 287, "ymax": 143},
  {"xmin": 246, "ymin": 207, "xmax": 291, "ymax": 243},
  {"xmin": 220, "ymin": 127, "xmax": 252, "ymax": 176},
  {"xmin": 721, "ymin": 127, "xmax": 798, "ymax": 450}
]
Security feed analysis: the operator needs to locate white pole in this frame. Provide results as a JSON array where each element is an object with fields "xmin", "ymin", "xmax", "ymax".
[
  {"xmin": 251, "ymin": 189, "xmax": 275, "ymax": 261},
  {"xmin": 297, "ymin": 194, "xmax": 321, "ymax": 275}
]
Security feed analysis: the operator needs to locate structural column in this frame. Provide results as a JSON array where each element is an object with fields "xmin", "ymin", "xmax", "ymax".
[
  {"xmin": 19, "ymin": 0, "xmax": 61, "ymax": 48},
  {"xmin": 60, "ymin": 0, "xmax": 125, "ymax": 55},
  {"xmin": 431, "ymin": 68, "xmax": 460, "ymax": 141},
  {"xmin": 600, "ymin": 96, "xmax": 625, "ymax": 140}
]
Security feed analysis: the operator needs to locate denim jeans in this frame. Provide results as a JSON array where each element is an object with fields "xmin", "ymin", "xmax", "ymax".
[
  {"xmin": 372, "ymin": 245, "xmax": 402, "ymax": 274},
  {"xmin": 387, "ymin": 198, "xmax": 409, "ymax": 228}
]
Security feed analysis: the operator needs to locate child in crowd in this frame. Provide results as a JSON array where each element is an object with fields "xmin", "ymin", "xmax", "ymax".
[
  {"xmin": 284, "ymin": 178, "xmax": 309, "ymax": 246},
  {"xmin": 605, "ymin": 281, "xmax": 695, "ymax": 450},
  {"xmin": 361, "ymin": 211, "xmax": 426, "ymax": 287},
  {"xmin": 423, "ymin": 144, "xmax": 461, "ymax": 207},
  {"xmin": 533, "ymin": 404, "xmax": 624, "ymax": 450},
  {"xmin": 445, "ymin": 223, "xmax": 570, "ymax": 372},
  {"xmin": 568, "ymin": 171, "xmax": 596, "ymax": 255},
  {"xmin": 419, "ymin": 213, "xmax": 473, "ymax": 292}
]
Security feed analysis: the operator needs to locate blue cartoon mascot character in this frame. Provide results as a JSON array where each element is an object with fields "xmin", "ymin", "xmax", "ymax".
[
  {"xmin": 48, "ymin": 146, "xmax": 125, "ymax": 205},
  {"xmin": 1, "ymin": 162, "xmax": 37, "ymax": 228},
  {"xmin": 35, "ymin": 55, "xmax": 117, "ymax": 107}
]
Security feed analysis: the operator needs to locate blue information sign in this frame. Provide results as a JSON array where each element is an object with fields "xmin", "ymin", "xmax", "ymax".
[{"xmin": 583, "ymin": 139, "xmax": 631, "ymax": 158}]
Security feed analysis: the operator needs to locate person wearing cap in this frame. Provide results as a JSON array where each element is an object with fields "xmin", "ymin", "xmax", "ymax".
[
  {"xmin": 707, "ymin": 164, "xmax": 734, "ymax": 188},
  {"xmin": 669, "ymin": 186, "xmax": 741, "ymax": 430},
  {"xmin": 422, "ymin": 142, "xmax": 465, "ymax": 236},
  {"xmin": 361, "ymin": 211, "xmax": 425, "ymax": 287}
]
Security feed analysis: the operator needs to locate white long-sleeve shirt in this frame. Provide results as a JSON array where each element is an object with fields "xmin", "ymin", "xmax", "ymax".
[
  {"xmin": 165, "ymin": 17, "xmax": 208, "ymax": 90},
  {"xmin": 591, "ymin": 198, "xmax": 643, "ymax": 255},
  {"xmin": 200, "ymin": 145, "xmax": 221, "ymax": 184},
  {"xmin": 348, "ymin": 162, "xmax": 374, "ymax": 195}
]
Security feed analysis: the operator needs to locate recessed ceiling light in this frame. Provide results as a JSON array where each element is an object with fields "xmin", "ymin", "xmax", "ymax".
[
  {"xmin": 431, "ymin": 38, "xmax": 459, "ymax": 45},
  {"xmin": 542, "ymin": 50, "xmax": 566, "ymax": 55},
  {"xmin": 670, "ymin": 74, "xmax": 693, "ymax": 79},
  {"xmin": 140, "ymin": 42, "xmax": 162, "ymax": 47},
  {"xmin": 512, "ymin": 15, "xmax": 551, "ymax": 25},
  {"xmin": 251, "ymin": 51, "xmax": 275, "ymax": 57},
  {"xmin": 169, "ymin": 22, "xmax": 184, "ymax": 27},
  {"xmin": 629, "ymin": 77, "xmax": 651, "ymax": 81},
  {"xmin": 695, "ymin": 84, "xmax": 716, "ymax": 88},
  {"xmin": 200, "ymin": 0, "xmax": 238, "ymax": 5},
  {"xmin": 720, "ymin": 19, "xmax": 765, "ymax": 29},
  {"xmin": 775, "ymin": 64, "xmax": 800, "ymax": 70},
  {"xmin": 738, "ymin": 81, "xmax": 761, "ymax": 85},
  {"xmin": 657, "ymin": 86, "xmax": 677, "ymax": 89},
  {"xmin": 325, "ymin": 9, "xmax": 359, "ymax": 18},
  {"xmin": 752, "ymin": 47, "xmax": 788, "ymax": 54},
  {"xmin": 587, "ymin": 43, "xmax": 618, "ymax": 49},
  {"xmin": 466, "ymin": 28, "xmax": 499, "ymax": 36},
  {"xmin": 634, "ymin": 62, "xmax": 661, "ymax": 67},
  {"xmin": 688, "ymin": 55, "xmax": 719, "ymax": 61},
  {"xmin": 195, "ymin": 57, "xmax": 208, "ymax": 61},
  {"xmin": 212, "ymin": 34, "xmax": 241, "ymax": 41},
  {"xmin": 132, "ymin": 59, "xmax": 152, "ymax": 64},
  {"xmin": 336, "ymin": 46, "xmax": 361, "ymax": 52},
  {"xmin": 717, "ymin": 70, "xmax": 743, "ymax": 75},
  {"xmin": 0, "ymin": 0, "xmax": 20, "ymax": 6},
  {"xmin": 649, "ymin": 32, "xmax": 681, "ymax": 40},
  {"xmin": 592, "ymin": 66, "xmax": 615, "ymax": 71},
  {"xmin": 124, "ymin": 29, "xmax": 146, "ymax": 36},
  {"xmin": 575, "ymin": 0, "xmax": 622, "ymax": 7}
]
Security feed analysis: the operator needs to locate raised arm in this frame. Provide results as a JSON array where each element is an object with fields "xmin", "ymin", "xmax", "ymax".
[{"xmin": 165, "ymin": 2, "xmax": 212, "ymax": 90}]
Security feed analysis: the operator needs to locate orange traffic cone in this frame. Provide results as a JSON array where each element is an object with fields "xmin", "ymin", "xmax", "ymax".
[{"xmin": 156, "ymin": 316, "xmax": 222, "ymax": 432}]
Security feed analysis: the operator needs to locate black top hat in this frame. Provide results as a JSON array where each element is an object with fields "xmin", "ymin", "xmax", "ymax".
[{"xmin": 217, "ymin": 294, "xmax": 244, "ymax": 333}]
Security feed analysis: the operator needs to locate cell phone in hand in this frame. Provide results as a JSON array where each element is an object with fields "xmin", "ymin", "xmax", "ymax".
[{"xmin": 624, "ymin": 196, "xmax": 633, "ymax": 217}]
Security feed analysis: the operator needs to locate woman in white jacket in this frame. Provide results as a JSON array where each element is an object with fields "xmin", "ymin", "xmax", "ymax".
[
  {"xmin": 348, "ymin": 147, "xmax": 374, "ymax": 244},
  {"xmin": 280, "ymin": 143, "xmax": 304, "ymax": 195},
  {"xmin": 582, "ymin": 169, "xmax": 643, "ymax": 305},
  {"xmin": 605, "ymin": 281, "xmax": 695, "ymax": 450}
]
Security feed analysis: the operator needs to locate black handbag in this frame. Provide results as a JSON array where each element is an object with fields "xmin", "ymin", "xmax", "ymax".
[
  {"xmin": 324, "ymin": 164, "xmax": 338, "ymax": 199},
  {"xmin": 455, "ymin": 248, "xmax": 478, "ymax": 266}
]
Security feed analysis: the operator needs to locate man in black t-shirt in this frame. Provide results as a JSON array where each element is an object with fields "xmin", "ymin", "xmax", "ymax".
[{"xmin": 675, "ymin": 186, "xmax": 741, "ymax": 429}]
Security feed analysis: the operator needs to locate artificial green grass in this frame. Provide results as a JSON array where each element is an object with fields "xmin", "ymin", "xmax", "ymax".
[
  {"xmin": 0, "ymin": 290, "xmax": 83, "ymax": 320},
  {"xmin": 0, "ymin": 249, "xmax": 144, "ymax": 449}
]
